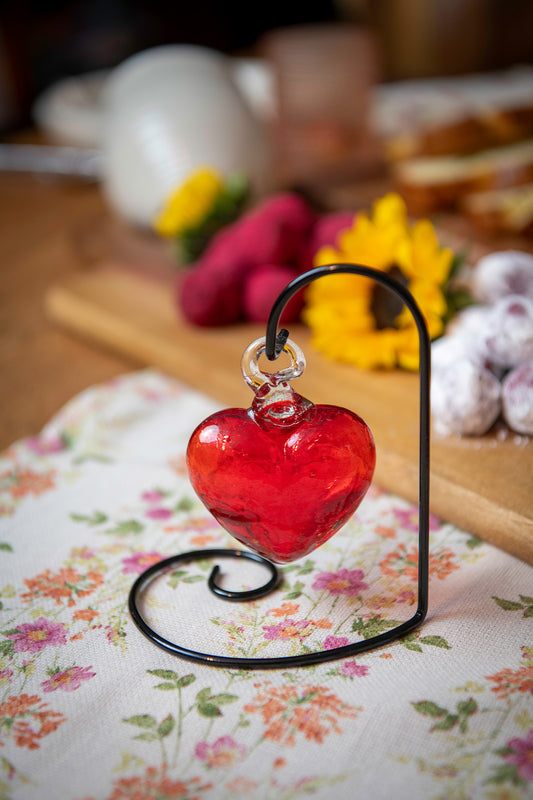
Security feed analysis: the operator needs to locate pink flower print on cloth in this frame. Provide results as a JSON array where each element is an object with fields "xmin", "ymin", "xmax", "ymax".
[
  {"xmin": 121, "ymin": 552, "xmax": 165, "ymax": 575},
  {"xmin": 503, "ymin": 730, "xmax": 533, "ymax": 782},
  {"xmin": 6, "ymin": 618, "xmax": 67, "ymax": 653},
  {"xmin": 312, "ymin": 568, "xmax": 368, "ymax": 597},
  {"xmin": 195, "ymin": 736, "xmax": 246, "ymax": 768},
  {"xmin": 41, "ymin": 665, "xmax": 96, "ymax": 693},
  {"xmin": 323, "ymin": 635, "xmax": 350, "ymax": 650},
  {"xmin": 262, "ymin": 619, "xmax": 312, "ymax": 642}
]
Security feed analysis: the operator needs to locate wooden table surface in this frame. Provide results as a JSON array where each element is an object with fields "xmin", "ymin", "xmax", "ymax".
[{"xmin": 0, "ymin": 171, "xmax": 136, "ymax": 451}]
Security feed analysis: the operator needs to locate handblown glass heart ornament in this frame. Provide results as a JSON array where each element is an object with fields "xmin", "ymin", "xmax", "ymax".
[{"xmin": 186, "ymin": 336, "xmax": 376, "ymax": 563}]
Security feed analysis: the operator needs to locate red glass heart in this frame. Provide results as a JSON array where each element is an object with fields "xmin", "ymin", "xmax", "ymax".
[{"xmin": 187, "ymin": 387, "xmax": 375, "ymax": 563}]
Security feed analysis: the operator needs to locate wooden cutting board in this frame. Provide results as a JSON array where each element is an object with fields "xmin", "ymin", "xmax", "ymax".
[{"xmin": 45, "ymin": 263, "xmax": 533, "ymax": 565}]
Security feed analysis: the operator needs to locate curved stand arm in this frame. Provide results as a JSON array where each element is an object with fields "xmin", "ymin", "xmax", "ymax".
[
  {"xmin": 266, "ymin": 263, "xmax": 430, "ymax": 627},
  {"xmin": 129, "ymin": 263, "xmax": 431, "ymax": 669}
]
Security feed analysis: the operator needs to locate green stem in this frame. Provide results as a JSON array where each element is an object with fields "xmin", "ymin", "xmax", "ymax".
[
  {"xmin": 436, "ymin": 697, "xmax": 517, "ymax": 795},
  {"xmin": 332, "ymin": 601, "xmax": 364, "ymax": 635},
  {"xmin": 158, "ymin": 735, "xmax": 168, "ymax": 768},
  {"xmin": 463, "ymin": 699, "xmax": 517, "ymax": 787},
  {"xmin": 171, "ymin": 685, "xmax": 184, "ymax": 768},
  {"xmin": 244, "ymin": 604, "xmax": 262, "ymax": 658}
]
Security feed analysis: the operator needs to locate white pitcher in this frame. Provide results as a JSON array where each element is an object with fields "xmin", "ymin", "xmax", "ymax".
[{"xmin": 101, "ymin": 44, "xmax": 273, "ymax": 228}]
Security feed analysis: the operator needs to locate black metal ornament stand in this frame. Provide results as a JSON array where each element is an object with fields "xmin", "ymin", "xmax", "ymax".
[{"xmin": 129, "ymin": 263, "xmax": 431, "ymax": 669}]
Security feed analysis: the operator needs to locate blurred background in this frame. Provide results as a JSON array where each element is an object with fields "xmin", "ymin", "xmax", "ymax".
[
  {"xmin": 1, "ymin": 0, "xmax": 533, "ymax": 134},
  {"xmin": 2, "ymin": 0, "xmax": 533, "ymax": 462}
]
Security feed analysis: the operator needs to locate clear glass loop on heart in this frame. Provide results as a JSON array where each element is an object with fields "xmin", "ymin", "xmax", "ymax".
[{"xmin": 241, "ymin": 336, "xmax": 306, "ymax": 392}]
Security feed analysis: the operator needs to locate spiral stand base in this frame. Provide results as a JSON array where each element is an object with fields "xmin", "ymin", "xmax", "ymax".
[{"xmin": 128, "ymin": 264, "xmax": 431, "ymax": 669}]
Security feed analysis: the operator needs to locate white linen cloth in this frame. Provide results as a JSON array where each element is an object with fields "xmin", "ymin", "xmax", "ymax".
[{"xmin": 1, "ymin": 370, "xmax": 531, "ymax": 799}]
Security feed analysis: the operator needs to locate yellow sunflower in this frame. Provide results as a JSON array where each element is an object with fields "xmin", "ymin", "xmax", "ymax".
[
  {"xmin": 153, "ymin": 166, "xmax": 248, "ymax": 263},
  {"xmin": 154, "ymin": 167, "xmax": 224, "ymax": 239},
  {"xmin": 302, "ymin": 193, "xmax": 456, "ymax": 370}
]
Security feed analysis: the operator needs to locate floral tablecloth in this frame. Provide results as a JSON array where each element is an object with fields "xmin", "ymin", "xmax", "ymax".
[{"xmin": 1, "ymin": 370, "xmax": 532, "ymax": 800}]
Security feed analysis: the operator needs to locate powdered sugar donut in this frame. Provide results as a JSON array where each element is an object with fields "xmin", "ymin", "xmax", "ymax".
[
  {"xmin": 472, "ymin": 250, "xmax": 533, "ymax": 304},
  {"xmin": 434, "ymin": 306, "xmax": 504, "ymax": 376},
  {"xmin": 431, "ymin": 334, "xmax": 470, "ymax": 372},
  {"xmin": 502, "ymin": 360, "xmax": 533, "ymax": 434},
  {"xmin": 430, "ymin": 355, "xmax": 501, "ymax": 436},
  {"xmin": 480, "ymin": 294, "xmax": 533, "ymax": 369},
  {"xmin": 446, "ymin": 304, "xmax": 491, "ymax": 340}
]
